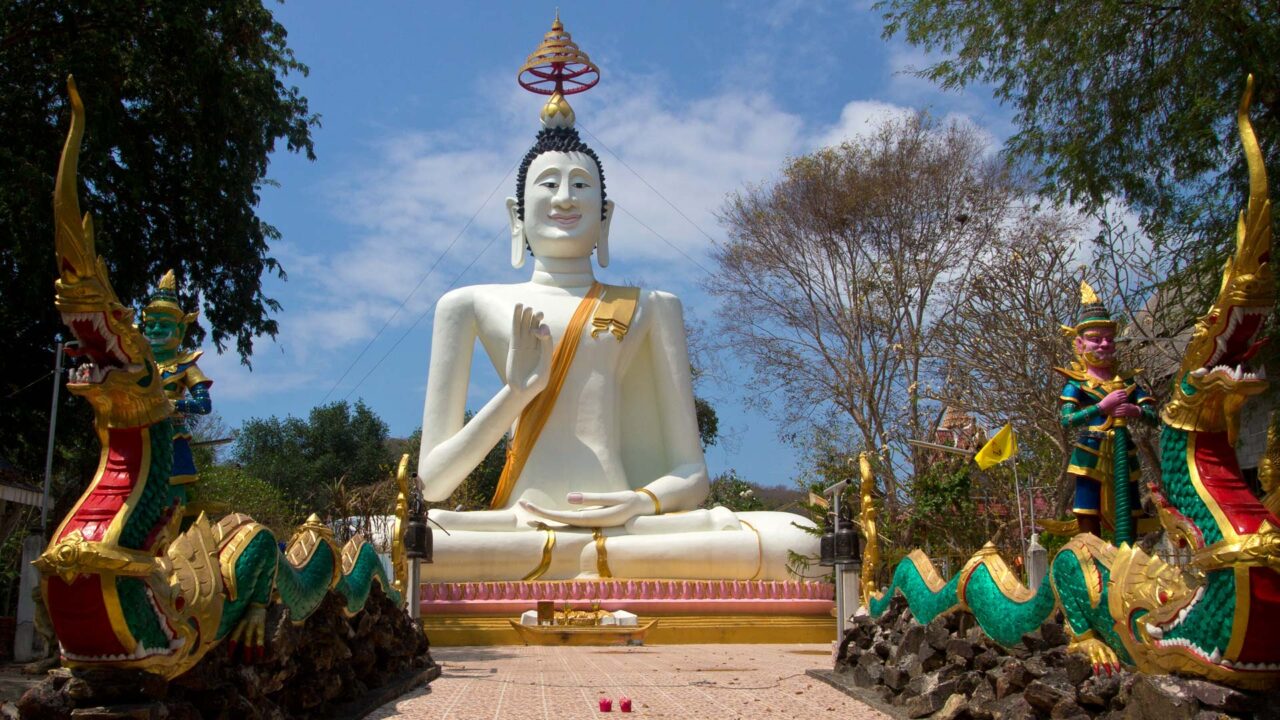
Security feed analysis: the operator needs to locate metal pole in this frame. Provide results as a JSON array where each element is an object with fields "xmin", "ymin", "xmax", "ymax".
[
  {"xmin": 904, "ymin": 438, "xmax": 977, "ymax": 457},
  {"xmin": 40, "ymin": 340, "xmax": 64, "ymax": 536},
  {"xmin": 833, "ymin": 489, "xmax": 844, "ymax": 639},
  {"xmin": 1010, "ymin": 457, "xmax": 1025, "ymax": 551},
  {"xmin": 824, "ymin": 478, "xmax": 850, "ymax": 639},
  {"xmin": 1020, "ymin": 455, "xmax": 1034, "ymax": 539},
  {"xmin": 407, "ymin": 560, "xmax": 421, "ymax": 620}
]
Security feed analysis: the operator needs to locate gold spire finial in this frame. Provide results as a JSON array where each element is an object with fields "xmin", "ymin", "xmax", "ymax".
[
  {"xmin": 518, "ymin": 13, "xmax": 599, "ymax": 129},
  {"xmin": 1064, "ymin": 279, "xmax": 1115, "ymax": 336},
  {"xmin": 1080, "ymin": 280, "xmax": 1100, "ymax": 305},
  {"xmin": 144, "ymin": 268, "xmax": 197, "ymax": 324}
]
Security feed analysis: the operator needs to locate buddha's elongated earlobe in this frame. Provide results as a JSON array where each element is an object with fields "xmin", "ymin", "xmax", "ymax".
[
  {"xmin": 597, "ymin": 200, "xmax": 615, "ymax": 268},
  {"xmin": 506, "ymin": 197, "xmax": 526, "ymax": 269}
]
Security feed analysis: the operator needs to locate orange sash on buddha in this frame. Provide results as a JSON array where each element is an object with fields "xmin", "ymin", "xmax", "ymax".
[{"xmin": 490, "ymin": 282, "xmax": 606, "ymax": 509}]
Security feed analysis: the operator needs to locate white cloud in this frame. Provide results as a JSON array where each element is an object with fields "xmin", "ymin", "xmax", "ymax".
[
  {"xmin": 583, "ymin": 82, "xmax": 806, "ymax": 264},
  {"xmin": 228, "ymin": 66, "xmax": 1010, "ymax": 406},
  {"xmin": 197, "ymin": 346, "xmax": 315, "ymax": 404},
  {"xmin": 812, "ymin": 99, "xmax": 916, "ymax": 148}
]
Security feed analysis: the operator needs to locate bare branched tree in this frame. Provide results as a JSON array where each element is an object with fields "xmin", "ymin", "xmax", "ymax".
[
  {"xmin": 1087, "ymin": 206, "xmax": 1221, "ymax": 502},
  {"xmin": 1090, "ymin": 205, "xmax": 1211, "ymax": 398},
  {"xmin": 931, "ymin": 222, "xmax": 1083, "ymax": 513},
  {"xmin": 708, "ymin": 112, "xmax": 1047, "ymax": 518}
]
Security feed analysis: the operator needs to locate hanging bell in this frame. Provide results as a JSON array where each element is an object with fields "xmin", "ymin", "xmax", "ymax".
[
  {"xmin": 834, "ymin": 512, "xmax": 859, "ymax": 567},
  {"xmin": 404, "ymin": 477, "xmax": 433, "ymax": 563},
  {"xmin": 819, "ymin": 512, "xmax": 836, "ymax": 567},
  {"xmin": 405, "ymin": 517, "xmax": 432, "ymax": 562}
]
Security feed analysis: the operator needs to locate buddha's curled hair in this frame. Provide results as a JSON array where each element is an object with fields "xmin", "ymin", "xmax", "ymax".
[{"xmin": 515, "ymin": 126, "xmax": 607, "ymax": 221}]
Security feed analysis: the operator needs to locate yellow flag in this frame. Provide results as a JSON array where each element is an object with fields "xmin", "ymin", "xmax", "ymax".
[{"xmin": 974, "ymin": 423, "xmax": 1017, "ymax": 470}]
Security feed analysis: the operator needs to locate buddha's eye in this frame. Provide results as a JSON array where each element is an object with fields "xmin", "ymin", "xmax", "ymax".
[
  {"xmin": 573, "ymin": 180, "xmax": 589, "ymax": 189},
  {"xmin": 540, "ymin": 180, "xmax": 558, "ymax": 189}
]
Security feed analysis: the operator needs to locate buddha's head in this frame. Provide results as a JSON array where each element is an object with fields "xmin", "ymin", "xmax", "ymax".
[{"xmin": 506, "ymin": 127, "xmax": 614, "ymax": 269}]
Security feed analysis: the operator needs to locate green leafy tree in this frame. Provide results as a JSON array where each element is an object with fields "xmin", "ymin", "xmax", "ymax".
[
  {"xmin": 694, "ymin": 397, "xmax": 720, "ymax": 450},
  {"xmin": 906, "ymin": 460, "xmax": 983, "ymax": 556},
  {"xmin": 424, "ymin": 412, "xmax": 509, "ymax": 512},
  {"xmin": 684, "ymin": 315, "xmax": 722, "ymax": 451},
  {"xmin": 702, "ymin": 469, "xmax": 764, "ymax": 512},
  {"xmin": 0, "ymin": 1, "xmax": 316, "ymax": 482},
  {"xmin": 790, "ymin": 434, "xmax": 862, "ymax": 519},
  {"xmin": 234, "ymin": 400, "xmax": 390, "ymax": 510},
  {"xmin": 192, "ymin": 465, "xmax": 300, "ymax": 535},
  {"xmin": 878, "ymin": 0, "xmax": 1280, "ymax": 277}
]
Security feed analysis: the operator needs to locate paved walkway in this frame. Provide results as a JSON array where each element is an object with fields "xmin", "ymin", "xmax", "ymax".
[{"xmin": 371, "ymin": 644, "xmax": 890, "ymax": 719}]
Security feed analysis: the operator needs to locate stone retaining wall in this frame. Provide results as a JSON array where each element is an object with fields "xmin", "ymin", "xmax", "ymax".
[
  {"xmin": 833, "ymin": 596, "xmax": 1279, "ymax": 720},
  {"xmin": 16, "ymin": 585, "xmax": 434, "ymax": 720}
]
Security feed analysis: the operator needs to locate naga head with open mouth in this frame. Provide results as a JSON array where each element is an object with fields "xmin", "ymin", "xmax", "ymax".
[
  {"xmin": 53, "ymin": 77, "xmax": 170, "ymax": 430},
  {"xmin": 1162, "ymin": 79, "xmax": 1274, "ymax": 444}
]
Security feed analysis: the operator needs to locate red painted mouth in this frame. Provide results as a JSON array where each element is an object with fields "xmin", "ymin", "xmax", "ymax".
[
  {"xmin": 61, "ymin": 311, "xmax": 133, "ymax": 385},
  {"xmin": 1207, "ymin": 306, "xmax": 1267, "ymax": 369}
]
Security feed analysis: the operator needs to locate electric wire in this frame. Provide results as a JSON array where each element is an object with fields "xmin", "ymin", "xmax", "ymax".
[
  {"xmin": 341, "ymin": 225, "xmax": 506, "ymax": 401},
  {"xmin": 574, "ymin": 122, "xmax": 719, "ymax": 276},
  {"xmin": 613, "ymin": 203, "xmax": 717, "ymax": 278},
  {"xmin": 319, "ymin": 158, "xmax": 520, "ymax": 404},
  {"xmin": 5, "ymin": 370, "xmax": 55, "ymax": 399},
  {"xmin": 577, "ymin": 122, "xmax": 720, "ymax": 247},
  {"xmin": 334, "ymin": 125, "xmax": 721, "ymax": 400}
]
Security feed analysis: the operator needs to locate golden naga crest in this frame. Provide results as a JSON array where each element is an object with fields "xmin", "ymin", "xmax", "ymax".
[
  {"xmin": 285, "ymin": 514, "xmax": 341, "ymax": 591},
  {"xmin": 1162, "ymin": 76, "xmax": 1273, "ymax": 440},
  {"xmin": 34, "ymin": 530, "xmax": 158, "ymax": 584},
  {"xmin": 53, "ymin": 77, "xmax": 170, "ymax": 429},
  {"xmin": 37, "ymin": 515, "xmax": 227, "ymax": 679},
  {"xmin": 159, "ymin": 514, "xmax": 227, "ymax": 677}
]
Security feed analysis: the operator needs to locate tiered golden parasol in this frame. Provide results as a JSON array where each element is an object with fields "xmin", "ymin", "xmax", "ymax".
[{"xmin": 518, "ymin": 13, "xmax": 600, "ymax": 128}]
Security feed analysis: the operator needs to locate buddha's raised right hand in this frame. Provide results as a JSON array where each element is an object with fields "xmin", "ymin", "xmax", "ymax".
[{"xmin": 506, "ymin": 303, "xmax": 552, "ymax": 400}]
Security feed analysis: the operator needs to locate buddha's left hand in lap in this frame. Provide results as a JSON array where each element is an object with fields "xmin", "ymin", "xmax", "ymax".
[{"xmin": 519, "ymin": 490, "xmax": 653, "ymax": 527}]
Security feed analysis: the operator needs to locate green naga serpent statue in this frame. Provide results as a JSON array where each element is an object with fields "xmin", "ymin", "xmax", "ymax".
[
  {"xmin": 868, "ymin": 76, "xmax": 1280, "ymax": 691},
  {"xmin": 33, "ymin": 77, "xmax": 400, "ymax": 680}
]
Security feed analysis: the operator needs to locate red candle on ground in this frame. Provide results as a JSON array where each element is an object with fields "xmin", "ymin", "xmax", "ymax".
[
  {"xmin": 599, "ymin": 697, "xmax": 613, "ymax": 712},
  {"xmin": 619, "ymin": 697, "xmax": 632, "ymax": 712}
]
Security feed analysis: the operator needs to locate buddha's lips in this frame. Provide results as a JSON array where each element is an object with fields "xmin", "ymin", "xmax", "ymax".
[{"xmin": 550, "ymin": 213, "xmax": 581, "ymax": 227}]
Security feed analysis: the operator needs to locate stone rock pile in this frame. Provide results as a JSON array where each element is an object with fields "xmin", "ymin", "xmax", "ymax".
[
  {"xmin": 17, "ymin": 585, "xmax": 435, "ymax": 720},
  {"xmin": 834, "ymin": 596, "xmax": 1279, "ymax": 720}
]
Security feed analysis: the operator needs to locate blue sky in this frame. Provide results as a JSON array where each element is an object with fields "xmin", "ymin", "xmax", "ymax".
[{"xmin": 201, "ymin": 1, "xmax": 1012, "ymax": 486}]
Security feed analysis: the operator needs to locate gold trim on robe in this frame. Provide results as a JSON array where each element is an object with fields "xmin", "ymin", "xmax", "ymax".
[{"xmin": 489, "ymin": 283, "xmax": 640, "ymax": 509}]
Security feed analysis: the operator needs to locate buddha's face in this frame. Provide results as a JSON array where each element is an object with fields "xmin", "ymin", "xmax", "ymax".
[{"xmin": 521, "ymin": 150, "xmax": 606, "ymax": 259}]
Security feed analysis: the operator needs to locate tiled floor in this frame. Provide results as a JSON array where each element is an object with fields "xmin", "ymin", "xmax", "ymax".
[{"xmin": 370, "ymin": 644, "xmax": 890, "ymax": 719}]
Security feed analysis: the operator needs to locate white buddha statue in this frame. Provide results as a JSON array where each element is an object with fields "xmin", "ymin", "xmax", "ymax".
[{"xmin": 415, "ymin": 22, "xmax": 816, "ymax": 584}]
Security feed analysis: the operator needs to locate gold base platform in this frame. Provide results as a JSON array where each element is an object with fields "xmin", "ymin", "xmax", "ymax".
[{"xmin": 422, "ymin": 614, "xmax": 836, "ymax": 646}]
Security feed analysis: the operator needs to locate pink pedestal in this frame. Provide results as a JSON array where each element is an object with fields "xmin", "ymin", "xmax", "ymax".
[{"xmin": 419, "ymin": 579, "xmax": 835, "ymax": 615}]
